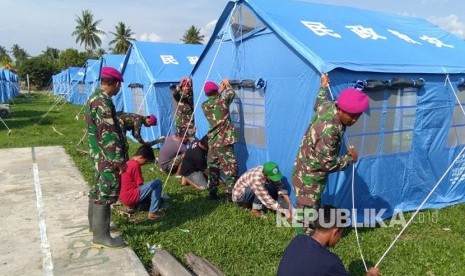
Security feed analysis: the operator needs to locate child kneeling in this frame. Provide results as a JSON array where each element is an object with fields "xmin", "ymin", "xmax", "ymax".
[{"xmin": 120, "ymin": 145, "xmax": 165, "ymax": 219}]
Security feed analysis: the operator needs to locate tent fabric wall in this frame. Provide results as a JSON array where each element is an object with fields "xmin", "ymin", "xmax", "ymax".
[
  {"xmin": 0, "ymin": 70, "xmax": 7, "ymax": 103},
  {"xmin": 51, "ymin": 55, "xmax": 125, "ymax": 108},
  {"xmin": 81, "ymin": 59, "xmax": 102, "ymax": 105},
  {"xmin": 191, "ymin": 0, "xmax": 465, "ymax": 221},
  {"xmin": 119, "ymin": 41, "xmax": 203, "ymax": 147},
  {"xmin": 0, "ymin": 69, "xmax": 20, "ymax": 103},
  {"xmin": 101, "ymin": 54, "xmax": 125, "ymax": 111}
]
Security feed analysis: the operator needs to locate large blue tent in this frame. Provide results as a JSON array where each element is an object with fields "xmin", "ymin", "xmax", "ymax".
[
  {"xmin": 191, "ymin": 0, "xmax": 465, "ymax": 221},
  {"xmin": 101, "ymin": 54, "xmax": 125, "ymax": 111},
  {"xmin": 119, "ymin": 41, "xmax": 203, "ymax": 147}
]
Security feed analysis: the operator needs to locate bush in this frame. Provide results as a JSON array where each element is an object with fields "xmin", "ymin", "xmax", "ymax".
[{"xmin": 19, "ymin": 56, "xmax": 58, "ymax": 89}]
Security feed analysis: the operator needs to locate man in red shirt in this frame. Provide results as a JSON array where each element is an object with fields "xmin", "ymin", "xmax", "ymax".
[{"xmin": 120, "ymin": 145, "xmax": 165, "ymax": 220}]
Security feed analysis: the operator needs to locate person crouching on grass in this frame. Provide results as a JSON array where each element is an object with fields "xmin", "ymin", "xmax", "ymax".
[
  {"xmin": 119, "ymin": 145, "xmax": 165, "ymax": 220},
  {"xmin": 278, "ymin": 205, "xmax": 381, "ymax": 276},
  {"xmin": 232, "ymin": 162, "xmax": 291, "ymax": 219}
]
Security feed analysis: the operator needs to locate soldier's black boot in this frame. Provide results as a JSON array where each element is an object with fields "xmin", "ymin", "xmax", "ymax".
[
  {"xmin": 209, "ymin": 189, "xmax": 219, "ymax": 200},
  {"xmin": 208, "ymin": 167, "xmax": 220, "ymax": 200},
  {"xmin": 225, "ymin": 186, "xmax": 233, "ymax": 203},
  {"xmin": 88, "ymin": 198, "xmax": 94, "ymax": 234},
  {"xmin": 92, "ymin": 202, "xmax": 126, "ymax": 249}
]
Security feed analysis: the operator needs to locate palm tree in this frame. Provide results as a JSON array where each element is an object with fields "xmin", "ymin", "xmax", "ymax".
[
  {"xmin": 41, "ymin": 47, "xmax": 60, "ymax": 61},
  {"xmin": 71, "ymin": 9, "xmax": 106, "ymax": 51},
  {"xmin": 95, "ymin": 48, "xmax": 107, "ymax": 57},
  {"xmin": 11, "ymin": 44, "xmax": 29, "ymax": 66},
  {"xmin": 0, "ymin": 45, "xmax": 9, "ymax": 60},
  {"xmin": 181, "ymin": 25, "xmax": 204, "ymax": 44},
  {"xmin": 109, "ymin": 22, "xmax": 135, "ymax": 54},
  {"xmin": 0, "ymin": 45, "xmax": 12, "ymax": 69},
  {"xmin": 1, "ymin": 55, "xmax": 13, "ymax": 69}
]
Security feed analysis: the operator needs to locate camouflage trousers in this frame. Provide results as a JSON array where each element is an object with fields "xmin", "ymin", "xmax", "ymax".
[
  {"xmin": 121, "ymin": 134, "xmax": 130, "ymax": 161},
  {"xmin": 292, "ymin": 171, "xmax": 326, "ymax": 209},
  {"xmin": 89, "ymin": 161, "xmax": 121, "ymax": 204},
  {"xmin": 207, "ymin": 144, "xmax": 238, "ymax": 192}
]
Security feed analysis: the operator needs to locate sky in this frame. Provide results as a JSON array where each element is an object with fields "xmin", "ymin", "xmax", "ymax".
[{"xmin": 0, "ymin": 0, "xmax": 464, "ymax": 56}]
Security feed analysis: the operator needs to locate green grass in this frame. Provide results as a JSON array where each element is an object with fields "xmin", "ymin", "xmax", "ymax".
[{"xmin": 2, "ymin": 92, "xmax": 465, "ymax": 275}]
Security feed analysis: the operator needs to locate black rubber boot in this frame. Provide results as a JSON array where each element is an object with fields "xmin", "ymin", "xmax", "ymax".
[
  {"xmin": 92, "ymin": 202, "xmax": 126, "ymax": 249},
  {"xmin": 88, "ymin": 198, "xmax": 94, "ymax": 234},
  {"xmin": 209, "ymin": 189, "xmax": 219, "ymax": 200},
  {"xmin": 208, "ymin": 167, "xmax": 220, "ymax": 200},
  {"xmin": 225, "ymin": 185, "xmax": 233, "ymax": 203}
]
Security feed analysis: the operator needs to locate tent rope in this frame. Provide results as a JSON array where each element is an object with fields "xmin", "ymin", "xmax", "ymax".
[
  {"xmin": 39, "ymin": 65, "xmax": 87, "ymax": 124},
  {"xmin": 162, "ymin": 2, "xmax": 239, "ymax": 191},
  {"xmin": 374, "ymin": 74, "xmax": 465, "ymax": 267},
  {"xmin": 326, "ymin": 81, "xmax": 368, "ymax": 271},
  {"xmin": 375, "ymin": 145, "xmax": 465, "ymax": 267}
]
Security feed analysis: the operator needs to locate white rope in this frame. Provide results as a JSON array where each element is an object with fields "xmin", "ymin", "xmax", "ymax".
[
  {"xmin": 350, "ymin": 164, "xmax": 368, "ymax": 271},
  {"xmin": 375, "ymin": 74, "xmax": 465, "ymax": 267},
  {"xmin": 327, "ymin": 82, "xmax": 368, "ymax": 271},
  {"xmin": 162, "ymin": 3, "xmax": 238, "ymax": 190},
  {"xmin": 375, "ymin": 145, "xmax": 465, "ymax": 267},
  {"xmin": 39, "ymin": 66, "xmax": 86, "ymax": 124},
  {"xmin": 0, "ymin": 116, "xmax": 11, "ymax": 133}
]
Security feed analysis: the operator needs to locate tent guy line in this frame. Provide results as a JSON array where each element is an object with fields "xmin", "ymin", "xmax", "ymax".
[{"xmin": 162, "ymin": 4, "xmax": 238, "ymax": 191}]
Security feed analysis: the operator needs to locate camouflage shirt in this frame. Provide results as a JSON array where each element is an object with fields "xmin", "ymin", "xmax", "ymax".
[
  {"xmin": 85, "ymin": 88, "xmax": 125, "ymax": 167},
  {"xmin": 173, "ymin": 89, "xmax": 194, "ymax": 130},
  {"xmin": 117, "ymin": 112, "xmax": 146, "ymax": 144},
  {"xmin": 202, "ymin": 87, "xmax": 237, "ymax": 148},
  {"xmin": 293, "ymin": 88, "xmax": 353, "ymax": 187}
]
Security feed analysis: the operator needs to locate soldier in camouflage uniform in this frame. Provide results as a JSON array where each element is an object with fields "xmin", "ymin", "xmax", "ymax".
[
  {"xmin": 292, "ymin": 74, "xmax": 369, "ymax": 211},
  {"xmin": 171, "ymin": 77, "xmax": 196, "ymax": 143},
  {"xmin": 202, "ymin": 79, "xmax": 238, "ymax": 200},
  {"xmin": 85, "ymin": 66, "xmax": 127, "ymax": 249},
  {"xmin": 117, "ymin": 112, "xmax": 165, "ymax": 160}
]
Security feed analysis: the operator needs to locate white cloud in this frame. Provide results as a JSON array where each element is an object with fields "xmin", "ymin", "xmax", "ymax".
[
  {"xmin": 98, "ymin": 33, "xmax": 108, "ymax": 45},
  {"xmin": 139, "ymin": 33, "xmax": 163, "ymax": 42},
  {"xmin": 201, "ymin": 19, "xmax": 219, "ymax": 43},
  {"xmin": 429, "ymin": 14, "xmax": 465, "ymax": 39}
]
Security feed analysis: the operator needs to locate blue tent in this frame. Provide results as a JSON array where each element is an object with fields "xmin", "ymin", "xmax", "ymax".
[
  {"xmin": 79, "ymin": 59, "xmax": 102, "ymax": 104},
  {"xmin": 191, "ymin": 0, "xmax": 465, "ymax": 221},
  {"xmin": 6, "ymin": 70, "xmax": 19, "ymax": 98},
  {"xmin": 0, "ymin": 70, "xmax": 8, "ymax": 103},
  {"xmin": 52, "ymin": 70, "xmax": 68, "ymax": 97},
  {"xmin": 0, "ymin": 69, "xmax": 19, "ymax": 103},
  {"xmin": 120, "ymin": 41, "xmax": 203, "ymax": 146},
  {"xmin": 101, "ymin": 54, "xmax": 125, "ymax": 111},
  {"xmin": 69, "ymin": 67, "xmax": 87, "ymax": 105}
]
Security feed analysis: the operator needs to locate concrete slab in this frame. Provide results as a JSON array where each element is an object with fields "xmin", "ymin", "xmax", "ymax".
[{"xmin": 0, "ymin": 146, "xmax": 149, "ymax": 276}]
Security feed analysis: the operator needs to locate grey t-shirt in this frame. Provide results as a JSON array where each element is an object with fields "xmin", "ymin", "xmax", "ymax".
[{"xmin": 158, "ymin": 135, "xmax": 187, "ymax": 171}]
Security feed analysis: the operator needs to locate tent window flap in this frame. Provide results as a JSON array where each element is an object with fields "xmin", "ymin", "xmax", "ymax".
[
  {"xmin": 230, "ymin": 85, "xmax": 266, "ymax": 147},
  {"xmin": 347, "ymin": 88, "xmax": 417, "ymax": 156}
]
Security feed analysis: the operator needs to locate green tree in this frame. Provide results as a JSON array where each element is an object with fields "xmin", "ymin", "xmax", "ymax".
[
  {"xmin": 19, "ymin": 56, "xmax": 58, "ymax": 88},
  {"xmin": 11, "ymin": 44, "xmax": 29, "ymax": 67},
  {"xmin": 109, "ymin": 21, "xmax": 135, "ymax": 54},
  {"xmin": 0, "ymin": 45, "xmax": 9, "ymax": 59},
  {"xmin": 58, "ymin": 48, "xmax": 88, "ymax": 70},
  {"xmin": 41, "ymin": 47, "xmax": 60, "ymax": 62},
  {"xmin": 71, "ymin": 9, "xmax": 105, "ymax": 51},
  {"xmin": 1, "ymin": 56, "xmax": 13, "ymax": 69},
  {"xmin": 95, "ymin": 48, "xmax": 107, "ymax": 57},
  {"xmin": 0, "ymin": 45, "xmax": 13, "ymax": 68},
  {"xmin": 181, "ymin": 25, "xmax": 204, "ymax": 44}
]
